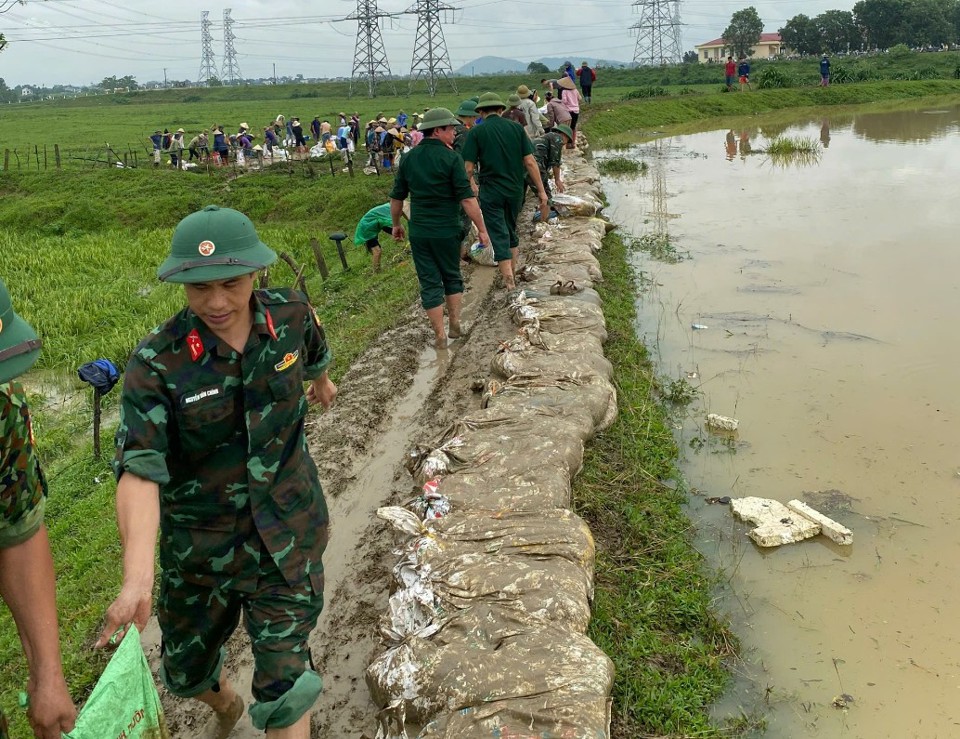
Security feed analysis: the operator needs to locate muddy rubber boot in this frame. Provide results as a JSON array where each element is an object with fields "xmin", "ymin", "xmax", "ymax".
[{"xmin": 198, "ymin": 694, "xmax": 244, "ymax": 739}]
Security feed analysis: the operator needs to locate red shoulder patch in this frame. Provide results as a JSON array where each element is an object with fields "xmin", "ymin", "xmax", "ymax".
[
  {"xmin": 186, "ymin": 329, "xmax": 204, "ymax": 362},
  {"xmin": 265, "ymin": 309, "xmax": 278, "ymax": 341}
]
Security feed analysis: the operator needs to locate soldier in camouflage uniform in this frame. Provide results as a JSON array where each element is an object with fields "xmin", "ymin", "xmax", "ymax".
[
  {"xmin": 0, "ymin": 277, "xmax": 77, "ymax": 739},
  {"xmin": 97, "ymin": 206, "xmax": 337, "ymax": 739},
  {"xmin": 529, "ymin": 123, "xmax": 573, "ymax": 199}
]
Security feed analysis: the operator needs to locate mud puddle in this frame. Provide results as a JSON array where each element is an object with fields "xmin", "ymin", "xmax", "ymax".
[
  {"xmin": 601, "ymin": 103, "xmax": 960, "ymax": 737},
  {"xmin": 152, "ymin": 258, "xmax": 513, "ymax": 737}
]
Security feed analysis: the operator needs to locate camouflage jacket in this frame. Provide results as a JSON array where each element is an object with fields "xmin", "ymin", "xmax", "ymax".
[
  {"xmin": 453, "ymin": 122, "xmax": 469, "ymax": 155},
  {"xmin": 0, "ymin": 381, "xmax": 47, "ymax": 549},
  {"xmin": 113, "ymin": 289, "xmax": 332, "ymax": 593},
  {"xmin": 532, "ymin": 131, "xmax": 565, "ymax": 171}
]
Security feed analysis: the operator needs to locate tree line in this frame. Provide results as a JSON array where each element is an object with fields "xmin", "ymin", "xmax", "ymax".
[{"xmin": 780, "ymin": 0, "xmax": 960, "ymax": 56}]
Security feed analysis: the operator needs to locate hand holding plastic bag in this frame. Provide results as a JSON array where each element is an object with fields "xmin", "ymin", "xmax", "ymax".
[{"xmin": 64, "ymin": 629, "xmax": 167, "ymax": 739}]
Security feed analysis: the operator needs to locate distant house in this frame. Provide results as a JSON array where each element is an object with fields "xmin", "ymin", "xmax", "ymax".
[
  {"xmin": 695, "ymin": 33, "xmax": 787, "ymax": 63},
  {"xmin": 20, "ymin": 86, "xmax": 34, "ymax": 97}
]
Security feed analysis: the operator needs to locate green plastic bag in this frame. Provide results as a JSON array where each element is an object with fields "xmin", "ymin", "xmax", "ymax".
[{"xmin": 64, "ymin": 628, "xmax": 168, "ymax": 739}]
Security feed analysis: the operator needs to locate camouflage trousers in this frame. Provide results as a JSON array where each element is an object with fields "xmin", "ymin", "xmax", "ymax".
[
  {"xmin": 0, "ymin": 707, "xmax": 8, "ymax": 739},
  {"xmin": 158, "ymin": 552, "xmax": 324, "ymax": 730},
  {"xmin": 526, "ymin": 162, "xmax": 552, "ymax": 199}
]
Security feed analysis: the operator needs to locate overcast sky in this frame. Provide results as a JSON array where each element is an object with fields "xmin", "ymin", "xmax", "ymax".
[{"xmin": 3, "ymin": 0, "xmax": 847, "ymax": 86}]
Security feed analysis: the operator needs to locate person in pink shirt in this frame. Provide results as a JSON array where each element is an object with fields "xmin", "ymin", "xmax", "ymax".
[
  {"xmin": 409, "ymin": 126, "xmax": 424, "ymax": 147},
  {"xmin": 557, "ymin": 76, "xmax": 582, "ymax": 149}
]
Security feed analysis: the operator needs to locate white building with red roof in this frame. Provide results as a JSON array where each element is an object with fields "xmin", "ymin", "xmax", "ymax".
[{"xmin": 695, "ymin": 32, "xmax": 787, "ymax": 63}]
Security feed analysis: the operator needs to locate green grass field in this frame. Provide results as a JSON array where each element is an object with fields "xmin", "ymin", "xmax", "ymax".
[{"xmin": 2, "ymin": 63, "xmax": 958, "ymax": 736}]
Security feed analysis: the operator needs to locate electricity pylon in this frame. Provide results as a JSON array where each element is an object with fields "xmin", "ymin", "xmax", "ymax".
[
  {"xmin": 406, "ymin": 0, "xmax": 458, "ymax": 96},
  {"xmin": 198, "ymin": 11, "xmax": 219, "ymax": 86},
  {"xmin": 631, "ymin": 0, "xmax": 683, "ymax": 66},
  {"xmin": 221, "ymin": 8, "xmax": 242, "ymax": 85},
  {"xmin": 348, "ymin": 0, "xmax": 397, "ymax": 97}
]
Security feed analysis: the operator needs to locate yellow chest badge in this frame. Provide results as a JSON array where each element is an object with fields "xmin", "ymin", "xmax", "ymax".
[{"xmin": 274, "ymin": 350, "xmax": 299, "ymax": 372}]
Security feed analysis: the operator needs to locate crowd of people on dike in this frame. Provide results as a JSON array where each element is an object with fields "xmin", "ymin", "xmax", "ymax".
[
  {"xmin": 3, "ymin": 65, "xmax": 594, "ymax": 739},
  {"xmin": 356, "ymin": 72, "xmax": 587, "ymax": 347},
  {"xmin": 723, "ymin": 52, "xmax": 831, "ymax": 91}
]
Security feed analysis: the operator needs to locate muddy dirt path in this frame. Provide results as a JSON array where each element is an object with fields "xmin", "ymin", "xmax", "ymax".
[{"xmin": 148, "ymin": 251, "xmax": 520, "ymax": 737}]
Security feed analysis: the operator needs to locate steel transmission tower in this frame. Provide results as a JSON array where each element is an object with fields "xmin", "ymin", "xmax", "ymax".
[
  {"xmin": 198, "ymin": 11, "xmax": 219, "ymax": 86},
  {"xmin": 406, "ymin": 0, "xmax": 457, "ymax": 96},
  {"xmin": 348, "ymin": 0, "xmax": 397, "ymax": 97},
  {"xmin": 222, "ymin": 8, "xmax": 242, "ymax": 85},
  {"xmin": 631, "ymin": 0, "xmax": 683, "ymax": 66}
]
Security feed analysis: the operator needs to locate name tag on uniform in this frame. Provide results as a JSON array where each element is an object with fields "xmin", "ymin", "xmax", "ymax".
[
  {"xmin": 183, "ymin": 387, "xmax": 221, "ymax": 405},
  {"xmin": 274, "ymin": 351, "xmax": 299, "ymax": 372}
]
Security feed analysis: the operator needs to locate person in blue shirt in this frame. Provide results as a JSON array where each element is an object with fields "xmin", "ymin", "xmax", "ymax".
[
  {"xmin": 820, "ymin": 55, "xmax": 830, "ymax": 87},
  {"xmin": 149, "ymin": 129, "xmax": 163, "ymax": 167},
  {"xmin": 738, "ymin": 58, "xmax": 752, "ymax": 91},
  {"xmin": 397, "ymin": 110, "xmax": 408, "ymax": 128}
]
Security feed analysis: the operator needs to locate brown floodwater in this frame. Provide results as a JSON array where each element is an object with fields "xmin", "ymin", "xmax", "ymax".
[{"xmin": 601, "ymin": 102, "xmax": 960, "ymax": 738}]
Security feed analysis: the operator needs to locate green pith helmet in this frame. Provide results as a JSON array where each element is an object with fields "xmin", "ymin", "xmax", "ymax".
[
  {"xmin": 507, "ymin": 93, "xmax": 522, "ymax": 107},
  {"xmin": 418, "ymin": 107, "xmax": 460, "ymax": 131},
  {"xmin": 158, "ymin": 205, "xmax": 277, "ymax": 284},
  {"xmin": 475, "ymin": 92, "xmax": 506, "ymax": 111},
  {"xmin": 0, "ymin": 276, "xmax": 41, "ymax": 383},
  {"xmin": 456, "ymin": 100, "xmax": 477, "ymax": 117},
  {"xmin": 554, "ymin": 123, "xmax": 574, "ymax": 142}
]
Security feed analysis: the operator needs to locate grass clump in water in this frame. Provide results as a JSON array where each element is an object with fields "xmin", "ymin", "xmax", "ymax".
[
  {"xmin": 575, "ymin": 232, "xmax": 740, "ymax": 737},
  {"xmin": 632, "ymin": 232, "xmax": 686, "ymax": 264},
  {"xmin": 597, "ymin": 156, "xmax": 642, "ymax": 175},
  {"xmin": 765, "ymin": 136, "xmax": 822, "ymax": 168}
]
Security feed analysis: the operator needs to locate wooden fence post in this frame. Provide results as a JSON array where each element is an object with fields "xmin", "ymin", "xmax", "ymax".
[
  {"xmin": 3, "ymin": 150, "xmax": 8, "ymax": 171},
  {"xmin": 54, "ymin": 144, "xmax": 61, "ymax": 169},
  {"xmin": 34, "ymin": 144, "xmax": 40, "ymax": 170},
  {"xmin": 43, "ymin": 144, "xmax": 47, "ymax": 170},
  {"xmin": 310, "ymin": 238, "xmax": 329, "ymax": 280}
]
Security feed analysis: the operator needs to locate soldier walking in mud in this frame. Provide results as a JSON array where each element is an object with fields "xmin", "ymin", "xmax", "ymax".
[
  {"xmin": 98, "ymin": 205, "xmax": 337, "ymax": 739},
  {"xmin": 0, "ymin": 277, "xmax": 77, "ymax": 739},
  {"xmin": 461, "ymin": 92, "xmax": 549, "ymax": 292}
]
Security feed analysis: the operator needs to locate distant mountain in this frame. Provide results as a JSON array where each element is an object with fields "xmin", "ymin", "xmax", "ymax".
[
  {"xmin": 454, "ymin": 56, "xmax": 527, "ymax": 76},
  {"xmin": 455, "ymin": 55, "xmax": 633, "ymax": 77}
]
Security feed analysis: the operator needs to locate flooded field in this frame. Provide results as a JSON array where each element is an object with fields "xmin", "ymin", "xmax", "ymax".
[{"xmin": 601, "ymin": 103, "xmax": 960, "ymax": 738}]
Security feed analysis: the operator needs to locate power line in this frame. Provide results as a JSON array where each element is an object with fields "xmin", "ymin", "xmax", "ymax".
[
  {"xmin": 198, "ymin": 10, "xmax": 219, "ymax": 85},
  {"xmin": 347, "ymin": 0, "xmax": 397, "ymax": 98},
  {"xmin": 631, "ymin": 0, "xmax": 683, "ymax": 65},
  {"xmin": 221, "ymin": 8, "xmax": 241, "ymax": 84},
  {"xmin": 407, "ymin": 0, "xmax": 458, "ymax": 96}
]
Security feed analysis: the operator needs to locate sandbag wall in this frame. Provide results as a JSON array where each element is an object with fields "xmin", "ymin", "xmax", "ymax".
[{"xmin": 368, "ymin": 139, "xmax": 616, "ymax": 739}]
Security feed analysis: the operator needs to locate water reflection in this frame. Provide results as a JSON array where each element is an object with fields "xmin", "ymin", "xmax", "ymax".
[
  {"xmin": 725, "ymin": 130, "xmax": 736, "ymax": 161},
  {"xmin": 820, "ymin": 119, "xmax": 831, "ymax": 148},
  {"xmin": 852, "ymin": 107, "xmax": 960, "ymax": 143}
]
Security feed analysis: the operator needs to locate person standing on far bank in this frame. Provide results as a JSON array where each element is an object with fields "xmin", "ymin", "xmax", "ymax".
[
  {"xmin": 725, "ymin": 56, "xmax": 736, "ymax": 92},
  {"xmin": 576, "ymin": 61, "xmax": 596, "ymax": 103},
  {"xmin": 389, "ymin": 108, "xmax": 490, "ymax": 349},
  {"xmin": 461, "ymin": 93, "xmax": 549, "ymax": 293},
  {"xmin": 738, "ymin": 57, "xmax": 752, "ymax": 91},
  {"xmin": 820, "ymin": 54, "xmax": 830, "ymax": 87},
  {"xmin": 0, "ymin": 277, "xmax": 77, "ymax": 739},
  {"xmin": 98, "ymin": 205, "xmax": 337, "ymax": 739}
]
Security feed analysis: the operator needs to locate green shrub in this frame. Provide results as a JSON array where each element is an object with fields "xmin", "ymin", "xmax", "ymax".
[
  {"xmin": 756, "ymin": 66, "xmax": 794, "ymax": 89},
  {"xmin": 620, "ymin": 86, "xmax": 667, "ymax": 101},
  {"xmin": 597, "ymin": 156, "xmax": 641, "ymax": 175},
  {"xmin": 889, "ymin": 43, "xmax": 912, "ymax": 59}
]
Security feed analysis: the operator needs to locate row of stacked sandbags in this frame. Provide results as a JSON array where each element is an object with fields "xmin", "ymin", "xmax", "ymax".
[{"xmin": 367, "ymin": 140, "xmax": 617, "ymax": 739}]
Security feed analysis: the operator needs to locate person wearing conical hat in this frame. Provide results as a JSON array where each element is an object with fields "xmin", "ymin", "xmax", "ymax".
[
  {"xmin": 557, "ymin": 75, "xmax": 582, "ymax": 148},
  {"xmin": 98, "ymin": 206, "xmax": 337, "ymax": 739},
  {"xmin": 461, "ymin": 92, "xmax": 549, "ymax": 292},
  {"xmin": 0, "ymin": 277, "xmax": 77, "ymax": 738},
  {"xmin": 389, "ymin": 108, "xmax": 490, "ymax": 349}
]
